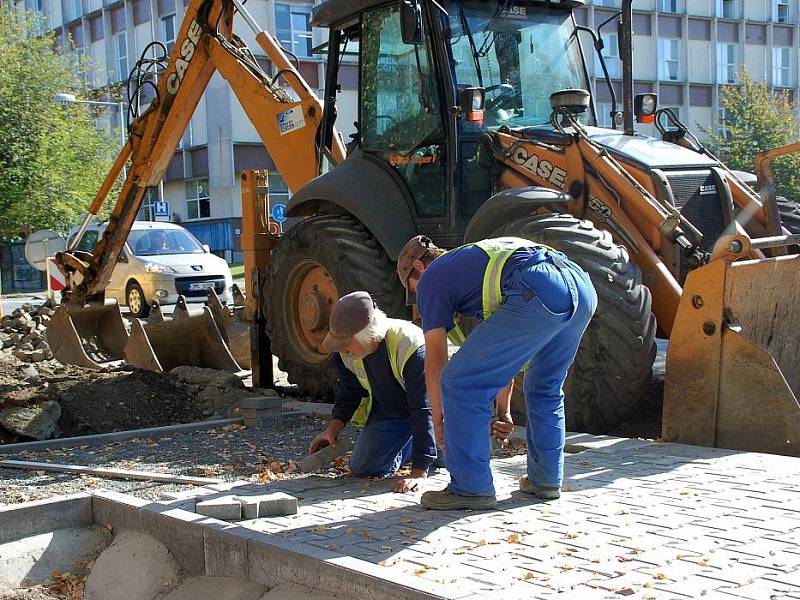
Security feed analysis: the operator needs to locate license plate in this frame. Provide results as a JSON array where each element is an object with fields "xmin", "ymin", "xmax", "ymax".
[{"xmin": 188, "ymin": 282, "xmax": 215, "ymax": 291}]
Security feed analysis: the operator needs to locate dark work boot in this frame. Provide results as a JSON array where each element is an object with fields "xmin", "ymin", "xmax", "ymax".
[
  {"xmin": 519, "ymin": 476, "xmax": 561, "ymax": 500},
  {"xmin": 420, "ymin": 488, "xmax": 496, "ymax": 511}
]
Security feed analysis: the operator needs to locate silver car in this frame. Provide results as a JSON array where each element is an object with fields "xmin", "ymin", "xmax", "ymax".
[{"xmin": 68, "ymin": 221, "xmax": 234, "ymax": 317}]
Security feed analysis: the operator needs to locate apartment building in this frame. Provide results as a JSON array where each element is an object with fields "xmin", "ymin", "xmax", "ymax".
[
  {"xmin": 580, "ymin": 0, "xmax": 800, "ymax": 139},
  {"xmin": 11, "ymin": 0, "xmax": 358, "ymax": 259},
  {"xmin": 11, "ymin": 0, "xmax": 799, "ymax": 257}
]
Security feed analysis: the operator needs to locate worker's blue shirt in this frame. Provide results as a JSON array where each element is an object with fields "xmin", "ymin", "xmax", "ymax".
[
  {"xmin": 332, "ymin": 342, "xmax": 436, "ymax": 471},
  {"xmin": 417, "ymin": 244, "xmax": 570, "ymax": 332}
]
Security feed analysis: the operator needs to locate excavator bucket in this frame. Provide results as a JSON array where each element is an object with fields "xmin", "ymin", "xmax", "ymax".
[
  {"xmin": 663, "ymin": 254, "xmax": 800, "ymax": 456},
  {"xmin": 206, "ymin": 286, "xmax": 251, "ymax": 369},
  {"xmin": 46, "ymin": 301, "xmax": 129, "ymax": 369},
  {"xmin": 123, "ymin": 304, "xmax": 242, "ymax": 373}
]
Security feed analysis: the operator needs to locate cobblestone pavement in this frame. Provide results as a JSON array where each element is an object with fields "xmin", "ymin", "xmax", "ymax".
[{"xmin": 209, "ymin": 435, "xmax": 800, "ymax": 600}]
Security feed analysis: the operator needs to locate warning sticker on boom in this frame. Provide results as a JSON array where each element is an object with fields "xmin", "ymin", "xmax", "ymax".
[{"xmin": 277, "ymin": 106, "xmax": 306, "ymax": 136}]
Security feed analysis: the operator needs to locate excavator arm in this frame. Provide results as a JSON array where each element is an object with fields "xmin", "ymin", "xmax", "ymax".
[{"xmin": 58, "ymin": 0, "xmax": 345, "ymax": 303}]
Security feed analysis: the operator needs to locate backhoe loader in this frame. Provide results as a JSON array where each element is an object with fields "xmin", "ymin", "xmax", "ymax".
[{"xmin": 50, "ymin": 0, "xmax": 800, "ymax": 456}]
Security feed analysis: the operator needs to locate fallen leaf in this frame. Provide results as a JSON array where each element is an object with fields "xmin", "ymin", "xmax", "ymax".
[
  {"xmin": 506, "ymin": 533, "xmax": 521, "ymax": 544},
  {"xmin": 345, "ymin": 527, "xmax": 356, "ymax": 535},
  {"xmin": 380, "ymin": 545, "xmax": 393, "ymax": 552},
  {"xmin": 562, "ymin": 484, "xmax": 573, "ymax": 492},
  {"xmin": 326, "ymin": 544, "xmax": 338, "ymax": 551},
  {"xmin": 399, "ymin": 516, "xmax": 413, "ymax": 523},
  {"xmin": 312, "ymin": 524, "xmax": 327, "ymax": 533},
  {"xmin": 565, "ymin": 532, "xmax": 579, "ymax": 539},
  {"xmin": 414, "ymin": 566, "xmax": 432, "ymax": 576},
  {"xmin": 474, "ymin": 539, "xmax": 487, "ymax": 547},
  {"xmin": 518, "ymin": 572, "xmax": 535, "ymax": 581},
  {"xmin": 654, "ymin": 573, "xmax": 668, "ymax": 580}
]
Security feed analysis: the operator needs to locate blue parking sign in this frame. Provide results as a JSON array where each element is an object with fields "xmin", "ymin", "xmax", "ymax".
[{"xmin": 271, "ymin": 203, "xmax": 287, "ymax": 223}]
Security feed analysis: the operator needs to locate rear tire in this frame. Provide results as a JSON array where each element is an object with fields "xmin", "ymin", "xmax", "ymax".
[
  {"xmin": 265, "ymin": 214, "xmax": 408, "ymax": 398},
  {"xmin": 493, "ymin": 213, "xmax": 657, "ymax": 433},
  {"xmin": 126, "ymin": 281, "xmax": 150, "ymax": 318}
]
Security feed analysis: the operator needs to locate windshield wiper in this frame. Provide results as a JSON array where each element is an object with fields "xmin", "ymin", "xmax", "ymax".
[
  {"xmin": 475, "ymin": 0, "xmax": 512, "ymax": 57},
  {"xmin": 458, "ymin": 6, "xmax": 483, "ymax": 87}
]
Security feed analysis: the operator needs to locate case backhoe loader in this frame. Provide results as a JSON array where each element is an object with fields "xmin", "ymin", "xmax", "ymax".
[{"xmin": 50, "ymin": 0, "xmax": 800, "ymax": 456}]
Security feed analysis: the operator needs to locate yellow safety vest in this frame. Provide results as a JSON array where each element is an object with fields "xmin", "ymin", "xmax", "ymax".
[
  {"xmin": 447, "ymin": 237, "xmax": 551, "ymax": 346},
  {"xmin": 340, "ymin": 318, "xmax": 425, "ymax": 428}
]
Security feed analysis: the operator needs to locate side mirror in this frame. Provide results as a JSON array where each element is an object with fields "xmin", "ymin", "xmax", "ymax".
[
  {"xmin": 459, "ymin": 87, "xmax": 485, "ymax": 122},
  {"xmin": 400, "ymin": 0, "xmax": 423, "ymax": 45},
  {"xmin": 203, "ymin": 244, "xmax": 211, "ymax": 253},
  {"xmin": 634, "ymin": 93, "xmax": 658, "ymax": 124}
]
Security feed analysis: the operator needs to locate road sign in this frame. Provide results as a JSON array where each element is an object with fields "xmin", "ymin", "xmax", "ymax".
[
  {"xmin": 24, "ymin": 230, "xmax": 66, "ymax": 272},
  {"xmin": 271, "ymin": 203, "xmax": 287, "ymax": 223},
  {"xmin": 154, "ymin": 201, "xmax": 170, "ymax": 217},
  {"xmin": 47, "ymin": 258, "xmax": 65, "ymax": 291}
]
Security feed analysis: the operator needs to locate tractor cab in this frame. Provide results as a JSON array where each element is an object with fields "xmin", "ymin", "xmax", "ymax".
[{"xmin": 312, "ymin": 0, "xmax": 594, "ymax": 246}]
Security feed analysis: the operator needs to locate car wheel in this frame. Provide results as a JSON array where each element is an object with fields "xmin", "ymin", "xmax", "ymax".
[{"xmin": 126, "ymin": 282, "xmax": 151, "ymax": 318}]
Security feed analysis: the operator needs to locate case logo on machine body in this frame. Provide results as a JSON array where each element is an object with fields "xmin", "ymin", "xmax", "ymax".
[
  {"xmin": 510, "ymin": 146, "xmax": 567, "ymax": 189},
  {"xmin": 167, "ymin": 19, "xmax": 202, "ymax": 95},
  {"xmin": 699, "ymin": 184, "xmax": 717, "ymax": 196}
]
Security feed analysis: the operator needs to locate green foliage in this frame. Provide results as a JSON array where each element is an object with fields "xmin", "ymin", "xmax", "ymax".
[
  {"xmin": 0, "ymin": 9, "xmax": 117, "ymax": 241},
  {"xmin": 705, "ymin": 67, "xmax": 800, "ymax": 201}
]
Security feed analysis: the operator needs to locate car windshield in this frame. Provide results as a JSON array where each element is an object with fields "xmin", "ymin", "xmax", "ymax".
[
  {"xmin": 447, "ymin": 2, "xmax": 589, "ymax": 129},
  {"xmin": 128, "ymin": 229, "xmax": 204, "ymax": 256}
]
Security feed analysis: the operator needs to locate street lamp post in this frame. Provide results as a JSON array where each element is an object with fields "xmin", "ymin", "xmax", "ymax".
[{"xmin": 54, "ymin": 92, "xmax": 127, "ymax": 175}]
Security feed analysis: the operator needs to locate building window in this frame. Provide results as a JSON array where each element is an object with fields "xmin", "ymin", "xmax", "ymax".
[
  {"xmin": 115, "ymin": 32, "xmax": 128, "ymax": 82},
  {"xmin": 663, "ymin": 106, "xmax": 681, "ymax": 121},
  {"xmin": 660, "ymin": 0, "xmax": 678, "ymax": 12},
  {"xmin": 659, "ymin": 38, "xmax": 680, "ymax": 81},
  {"xmin": 72, "ymin": 0, "xmax": 81, "ymax": 21},
  {"xmin": 186, "ymin": 178, "xmax": 210, "ymax": 219},
  {"xmin": 717, "ymin": 43, "xmax": 737, "ymax": 84},
  {"xmin": 593, "ymin": 0, "xmax": 620, "ymax": 7},
  {"xmin": 160, "ymin": 14, "xmax": 176, "ymax": 55},
  {"xmin": 716, "ymin": 0, "xmax": 735, "ymax": 19},
  {"xmin": 140, "ymin": 188, "xmax": 159, "ymax": 221},
  {"xmin": 595, "ymin": 33, "xmax": 620, "ymax": 78},
  {"xmin": 595, "ymin": 103, "xmax": 614, "ymax": 128},
  {"xmin": 275, "ymin": 3, "xmax": 312, "ymax": 58},
  {"xmin": 773, "ymin": 47, "xmax": 791, "ymax": 87},
  {"xmin": 268, "ymin": 172, "xmax": 290, "ymax": 205},
  {"xmin": 774, "ymin": 0, "xmax": 790, "ymax": 23},
  {"xmin": 718, "ymin": 107, "xmax": 732, "ymax": 140}
]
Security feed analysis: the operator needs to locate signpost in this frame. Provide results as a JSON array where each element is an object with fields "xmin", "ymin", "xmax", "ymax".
[{"xmin": 24, "ymin": 230, "xmax": 67, "ymax": 301}]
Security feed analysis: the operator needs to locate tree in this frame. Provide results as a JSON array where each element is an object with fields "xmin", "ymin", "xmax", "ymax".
[
  {"xmin": 0, "ymin": 9, "xmax": 118, "ymax": 241},
  {"xmin": 704, "ymin": 67, "xmax": 800, "ymax": 203}
]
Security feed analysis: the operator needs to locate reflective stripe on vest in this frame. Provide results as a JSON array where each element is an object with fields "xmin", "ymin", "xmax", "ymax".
[
  {"xmin": 341, "ymin": 318, "xmax": 425, "ymax": 429},
  {"xmin": 448, "ymin": 237, "xmax": 550, "ymax": 346}
]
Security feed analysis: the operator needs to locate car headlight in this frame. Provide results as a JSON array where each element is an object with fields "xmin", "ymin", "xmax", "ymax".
[{"xmin": 144, "ymin": 262, "xmax": 175, "ymax": 274}]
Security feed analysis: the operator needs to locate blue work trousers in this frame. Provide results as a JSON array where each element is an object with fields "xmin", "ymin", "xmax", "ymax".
[
  {"xmin": 440, "ymin": 251, "xmax": 597, "ymax": 496},
  {"xmin": 349, "ymin": 418, "xmax": 445, "ymax": 478}
]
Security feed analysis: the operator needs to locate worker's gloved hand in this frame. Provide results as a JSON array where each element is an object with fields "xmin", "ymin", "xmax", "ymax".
[
  {"xmin": 308, "ymin": 429, "xmax": 337, "ymax": 454},
  {"xmin": 393, "ymin": 468, "xmax": 427, "ymax": 493},
  {"xmin": 491, "ymin": 414, "xmax": 514, "ymax": 444}
]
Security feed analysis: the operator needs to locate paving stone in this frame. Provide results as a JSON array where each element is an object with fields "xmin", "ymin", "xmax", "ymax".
[
  {"xmin": 235, "ymin": 492, "xmax": 298, "ymax": 518},
  {"xmin": 196, "ymin": 495, "xmax": 242, "ymax": 520},
  {"xmin": 298, "ymin": 439, "xmax": 354, "ymax": 473}
]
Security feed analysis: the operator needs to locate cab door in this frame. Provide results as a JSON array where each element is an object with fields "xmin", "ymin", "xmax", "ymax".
[{"xmin": 358, "ymin": 4, "xmax": 448, "ymax": 222}]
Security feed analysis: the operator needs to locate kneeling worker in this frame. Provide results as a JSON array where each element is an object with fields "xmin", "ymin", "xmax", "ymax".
[{"xmin": 309, "ymin": 291, "xmax": 439, "ymax": 493}]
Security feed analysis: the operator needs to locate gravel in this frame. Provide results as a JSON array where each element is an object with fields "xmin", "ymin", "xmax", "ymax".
[{"xmin": 0, "ymin": 416, "xmax": 356, "ymax": 507}]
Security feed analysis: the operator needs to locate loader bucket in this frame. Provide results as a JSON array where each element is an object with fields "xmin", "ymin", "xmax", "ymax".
[
  {"xmin": 207, "ymin": 289, "xmax": 251, "ymax": 369},
  {"xmin": 123, "ymin": 306, "xmax": 242, "ymax": 373},
  {"xmin": 663, "ymin": 254, "xmax": 800, "ymax": 456},
  {"xmin": 46, "ymin": 301, "xmax": 129, "ymax": 369}
]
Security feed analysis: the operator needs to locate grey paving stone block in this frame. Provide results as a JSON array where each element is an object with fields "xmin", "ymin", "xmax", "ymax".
[
  {"xmin": 244, "ymin": 414, "xmax": 282, "ymax": 429},
  {"xmin": 236, "ymin": 492, "xmax": 298, "ymax": 518},
  {"xmin": 237, "ymin": 395, "xmax": 282, "ymax": 410},
  {"xmin": 299, "ymin": 438, "xmax": 354, "ymax": 473},
  {"xmin": 196, "ymin": 495, "xmax": 243, "ymax": 521},
  {"xmin": 0, "ymin": 493, "xmax": 92, "ymax": 544}
]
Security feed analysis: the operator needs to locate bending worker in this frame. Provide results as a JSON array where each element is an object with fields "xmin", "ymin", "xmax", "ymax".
[
  {"xmin": 397, "ymin": 235, "xmax": 597, "ymax": 510},
  {"xmin": 309, "ymin": 291, "xmax": 439, "ymax": 493}
]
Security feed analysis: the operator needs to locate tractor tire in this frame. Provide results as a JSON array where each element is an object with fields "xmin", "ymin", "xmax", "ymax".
[
  {"xmin": 493, "ymin": 213, "xmax": 657, "ymax": 433},
  {"xmin": 778, "ymin": 196, "xmax": 800, "ymax": 235},
  {"xmin": 265, "ymin": 214, "xmax": 408, "ymax": 398}
]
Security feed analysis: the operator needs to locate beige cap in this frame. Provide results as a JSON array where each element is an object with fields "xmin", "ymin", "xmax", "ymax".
[
  {"xmin": 322, "ymin": 291, "xmax": 375, "ymax": 352},
  {"xmin": 397, "ymin": 235, "xmax": 438, "ymax": 304}
]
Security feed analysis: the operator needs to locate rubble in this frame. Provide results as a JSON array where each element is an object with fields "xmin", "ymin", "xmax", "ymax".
[
  {"xmin": 0, "ymin": 401, "xmax": 61, "ymax": 440},
  {"xmin": 0, "ymin": 304, "xmax": 54, "ymax": 363}
]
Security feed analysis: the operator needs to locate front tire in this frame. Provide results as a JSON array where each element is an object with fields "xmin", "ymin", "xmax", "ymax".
[
  {"xmin": 126, "ymin": 281, "xmax": 150, "ymax": 318},
  {"xmin": 265, "ymin": 214, "xmax": 407, "ymax": 398},
  {"xmin": 493, "ymin": 213, "xmax": 657, "ymax": 433}
]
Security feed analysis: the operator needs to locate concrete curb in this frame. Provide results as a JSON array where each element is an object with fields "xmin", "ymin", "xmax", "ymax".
[
  {"xmin": 0, "ymin": 417, "xmax": 244, "ymax": 455},
  {"xmin": 0, "ymin": 493, "xmax": 93, "ymax": 544}
]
